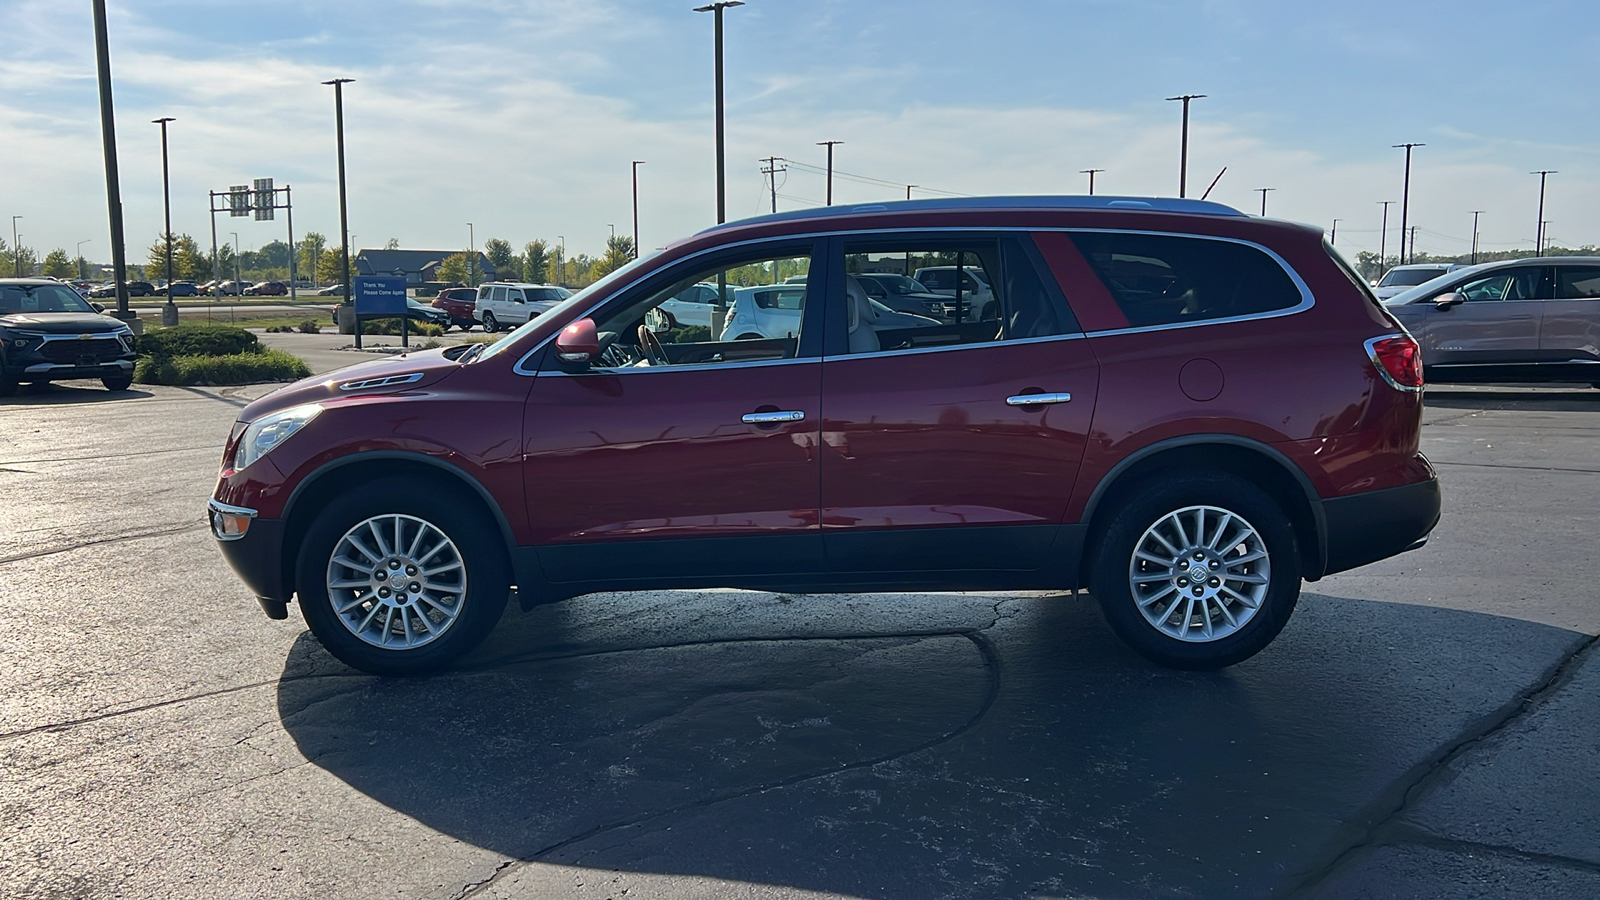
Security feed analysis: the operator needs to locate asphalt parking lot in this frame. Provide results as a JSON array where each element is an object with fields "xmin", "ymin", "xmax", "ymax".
[{"xmin": 2, "ymin": 352, "xmax": 1597, "ymax": 898}]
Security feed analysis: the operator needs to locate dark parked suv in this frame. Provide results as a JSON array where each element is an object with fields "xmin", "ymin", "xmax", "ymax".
[
  {"xmin": 209, "ymin": 196, "xmax": 1440, "ymax": 675},
  {"xmin": 1, "ymin": 279, "xmax": 138, "ymax": 395}
]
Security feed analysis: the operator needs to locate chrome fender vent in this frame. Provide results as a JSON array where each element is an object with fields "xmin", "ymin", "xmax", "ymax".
[{"xmin": 338, "ymin": 372, "xmax": 425, "ymax": 391}]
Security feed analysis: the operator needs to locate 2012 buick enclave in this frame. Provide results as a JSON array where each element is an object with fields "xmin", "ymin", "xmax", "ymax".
[{"xmin": 209, "ymin": 196, "xmax": 1440, "ymax": 675}]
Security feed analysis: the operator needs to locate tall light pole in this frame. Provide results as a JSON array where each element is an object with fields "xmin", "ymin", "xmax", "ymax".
[
  {"xmin": 231, "ymin": 231, "xmax": 240, "ymax": 286},
  {"xmin": 92, "ymin": 0, "xmax": 133, "ymax": 320},
  {"xmin": 1329, "ymin": 218, "xmax": 1340, "ymax": 246},
  {"xmin": 1256, "ymin": 187, "xmax": 1275, "ymax": 216},
  {"xmin": 1470, "ymin": 210, "xmax": 1485, "ymax": 264},
  {"xmin": 631, "ymin": 160, "xmax": 645, "ymax": 256},
  {"xmin": 556, "ymin": 235, "xmax": 564, "ymax": 286},
  {"xmin": 467, "ymin": 222, "xmax": 475, "ymax": 284},
  {"xmin": 1165, "ymin": 93, "xmax": 1206, "ymax": 197},
  {"xmin": 1392, "ymin": 142, "xmax": 1424, "ymax": 264},
  {"xmin": 1378, "ymin": 200, "xmax": 1392, "ymax": 269},
  {"xmin": 152, "ymin": 116, "xmax": 178, "ymax": 322},
  {"xmin": 694, "ymin": 1, "xmax": 744, "ymax": 224},
  {"xmin": 76, "ymin": 240, "xmax": 90, "ymax": 280},
  {"xmin": 816, "ymin": 140, "xmax": 842, "ymax": 205},
  {"xmin": 1080, "ymin": 168, "xmax": 1103, "ymax": 195},
  {"xmin": 9, "ymin": 216, "xmax": 19, "ymax": 277},
  {"xmin": 1532, "ymin": 170, "xmax": 1556, "ymax": 257},
  {"xmin": 323, "ymin": 77, "xmax": 356, "ymax": 345}
]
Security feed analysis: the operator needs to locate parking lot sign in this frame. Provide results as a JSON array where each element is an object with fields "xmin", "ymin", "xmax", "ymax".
[{"xmin": 354, "ymin": 275, "xmax": 407, "ymax": 316}]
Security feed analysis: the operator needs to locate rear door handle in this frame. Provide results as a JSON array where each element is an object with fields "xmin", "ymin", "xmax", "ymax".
[
  {"xmin": 742, "ymin": 410, "xmax": 805, "ymax": 424},
  {"xmin": 1005, "ymin": 392, "xmax": 1071, "ymax": 406}
]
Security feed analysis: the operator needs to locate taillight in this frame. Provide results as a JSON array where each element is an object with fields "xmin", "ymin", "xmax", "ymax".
[{"xmin": 1365, "ymin": 334, "xmax": 1423, "ymax": 392}]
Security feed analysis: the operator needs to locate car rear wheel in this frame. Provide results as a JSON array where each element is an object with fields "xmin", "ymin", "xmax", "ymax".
[
  {"xmin": 102, "ymin": 375, "xmax": 133, "ymax": 392},
  {"xmin": 482, "ymin": 312, "xmax": 498, "ymax": 333},
  {"xmin": 1089, "ymin": 473, "xmax": 1300, "ymax": 670},
  {"xmin": 295, "ymin": 477, "xmax": 510, "ymax": 675}
]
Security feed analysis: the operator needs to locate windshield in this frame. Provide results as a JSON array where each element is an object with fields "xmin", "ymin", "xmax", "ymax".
[
  {"xmin": 1378, "ymin": 267, "xmax": 1446, "ymax": 287},
  {"xmin": 1384, "ymin": 267, "xmax": 1483, "ymax": 306},
  {"xmin": 867, "ymin": 274, "xmax": 930, "ymax": 295},
  {"xmin": 0, "ymin": 283, "xmax": 97, "ymax": 315},
  {"xmin": 476, "ymin": 250, "xmax": 664, "ymax": 362}
]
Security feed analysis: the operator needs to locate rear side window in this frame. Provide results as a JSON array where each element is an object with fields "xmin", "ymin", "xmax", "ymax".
[
  {"xmin": 1555, "ymin": 267, "xmax": 1600, "ymax": 299},
  {"xmin": 1071, "ymin": 232, "xmax": 1304, "ymax": 328}
]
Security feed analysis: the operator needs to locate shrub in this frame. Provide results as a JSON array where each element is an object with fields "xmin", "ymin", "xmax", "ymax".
[
  {"xmin": 138, "ymin": 324, "xmax": 259, "ymax": 360},
  {"xmin": 297, "ymin": 320, "xmax": 321, "ymax": 334},
  {"xmin": 136, "ymin": 349, "xmax": 311, "ymax": 386},
  {"xmin": 361, "ymin": 318, "xmax": 444, "ymax": 337}
]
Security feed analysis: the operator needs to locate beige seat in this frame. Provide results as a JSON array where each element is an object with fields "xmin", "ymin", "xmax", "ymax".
[{"xmin": 844, "ymin": 276, "xmax": 880, "ymax": 353}]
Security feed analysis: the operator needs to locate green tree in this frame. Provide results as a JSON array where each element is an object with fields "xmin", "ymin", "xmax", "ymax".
[
  {"xmin": 591, "ymin": 235, "xmax": 636, "ymax": 279},
  {"xmin": 11, "ymin": 244, "xmax": 39, "ymax": 277},
  {"xmin": 522, "ymin": 239, "xmax": 550, "ymax": 283},
  {"xmin": 298, "ymin": 232, "xmax": 327, "ymax": 282},
  {"xmin": 42, "ymin": 248, "xmax": 75, "ymax": 279},
  {"xmin": 385, "ymin": 237, "xmax": 400, "ymax": 250},
  {"xmin": 317, "ymin": 247, "xmax": 349, "ymax": 285},
  {"xmin": 146, "ymin": 232, "xmax": 210, "ymax": 282},
  {"xmin": 484, "ymin": 238, "xmax": 515, "ymax": 276},
  {"xmin": 437, "ymin": 252, "xmax": 470, "ymax": 286},
  {"xmin": 217, "ymin": 243, "xmax": 239, "ymax": 283}
]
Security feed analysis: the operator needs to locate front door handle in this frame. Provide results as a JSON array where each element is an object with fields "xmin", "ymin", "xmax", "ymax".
[
  {"xmin": 1005, "ymin": 392, "xmax": 1071, "ymax": 407},
  {"xmin": 742, "ymin": 410, "xmax": 806, "ymax": 424}
]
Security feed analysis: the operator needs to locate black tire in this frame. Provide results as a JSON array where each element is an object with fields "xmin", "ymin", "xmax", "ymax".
[
  {"xmin": 1089, "ymin": 472, "xmax": 1301, "ymax": 670},
  {"xmin": 481, "ymin": 312, "xmax": 498, "ymax": 333},
  {"xmin": 102, "ymin": 375, "xmax": 133, "ymax": 392},
  {"xmin": 294, "ymin": 476, "xmax": 510, "ymax": 676}
]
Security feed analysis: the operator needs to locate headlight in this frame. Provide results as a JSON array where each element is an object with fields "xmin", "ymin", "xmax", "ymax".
[{"xmin": 235, "ymin": 403, "xmax": 321, "ymax": 470}]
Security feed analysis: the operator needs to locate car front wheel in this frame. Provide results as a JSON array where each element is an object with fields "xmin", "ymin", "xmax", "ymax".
[
  {"xmin": 102, "ymin": 374, "xmax": 133, "ymax": 392},
  {"xmin": 481, "ymin": 312, "xmax": 498, "ymax": 333},
  {"xmin": 1090, "ymin": 473, "xmax": 1300, "ymax": 670},
  {"xmin": 295, "ymin": 477, "xmax": 510, "ymax": 675}
]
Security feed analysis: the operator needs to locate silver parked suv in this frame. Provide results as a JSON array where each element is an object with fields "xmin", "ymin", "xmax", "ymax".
[{"xmin": 1383, "ymin": 257, "xmax": 1600, "ymax": 386}]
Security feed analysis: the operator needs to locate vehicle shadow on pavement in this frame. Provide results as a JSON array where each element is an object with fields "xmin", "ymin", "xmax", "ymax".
[
  {"xmin": 1425, "ymin": 386, "xmax": 1600, "ymax": 412},
  {"xmin": 273, "ymin": 591, "xmax": 1586, "ymax": 898},
  {"xmin": 0, "ymin": 382, "xmax": 153, "ymax": 404}
]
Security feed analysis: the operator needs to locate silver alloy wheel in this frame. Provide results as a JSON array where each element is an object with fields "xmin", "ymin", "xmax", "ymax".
[
  {"xmin": 325, "ymin": 514, "xmax": 468, "ymax": 649},
  {"xmin": 1128, "ymin": 504, "xmax": 1271, "ymax": 643}
]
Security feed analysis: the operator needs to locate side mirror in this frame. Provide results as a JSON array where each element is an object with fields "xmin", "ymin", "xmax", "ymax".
[
  {"xmin": 91, "ymin": 303, "xmax": 105, "ymax": 313},
  {"xmin": 1434, "ymin": 292, "xmax": 1464, "ymax": 310},
  {"xmin": 554, "ymin": 317, "xmax": 600, "ymax": 365},
  {"xmin": 644, "ymin": 307, "xmax": 672, "ymax": 334}
]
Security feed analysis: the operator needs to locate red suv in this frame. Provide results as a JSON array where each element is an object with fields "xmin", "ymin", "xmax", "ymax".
[
  {"xmin": 209, "ymin": 196, "xmax": 1439, "ymax": 675},
  {"xmin": 430, "ymin": 286, "xmax": 478, "ymax": 331}
]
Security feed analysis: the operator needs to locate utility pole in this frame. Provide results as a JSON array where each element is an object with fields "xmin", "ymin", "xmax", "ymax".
[
  {"xmin": 322, "ymin": 77, "xmax": 356, "ymax": 346},
  {"xmin": 816, "ymin": 140, "xmax": 842, "ymax": 205},
  {"xmin": 906, "ymin": 185, "xmax": 916, "ymax": 200},
  {"xmin": 1541, "ymin": 221, "xmax": 1551, "ymax": 256},
  {"xmin": 76, "ymin": 240, "xmax": 89, "ymax": 280},
  {"xmin": 1165, "ymin": 94, "xmax": 1206, "ymax": 197},
  {"xmin": 631, "ymin": 160, "xmax": 644, "ymax": 257},
  {"xmin": 760, "ymin": 156, "xmax": 785, "ymax": 213},
  {"xmin": 1256, "ymin": 187, "xmax": 1275, "ymax": 216},
  {"xmin": 1531, "ymin": 170, "xmax": 1556, "ymax": 257},
  {"xmin": 231, "ymin": 231, "xmax": 240, "ymax": 286},
  {"xmin": 1409, "ymin": 225, "xmax": 1418, "ymax": 262},
  {"xmin": 1392, "ymin": 143, "xmax": 1424, "ymax": 264},
  {"xmin": 1080, "ymin": 168, "xmax": 1103, "ymax": 195},
  {"xmin": 1378, "ymin": 200, "xmax": 1392, "ymax": 270},
  {"xmin": 694, "ymin": 1, "xmax": 744, "ymax": 224},
  {"xmin": 1329, "ymin": 218, "xmax": 1340, "ymax": 246},
  {"xmin": 153, "ymin": 116, "xmax": 178, "ymax": 325},
  {"xmin": 1470, "ymin": 210, "xmax": 1484, "ymax": 264},
  {"xmin": 92, "ymin": 0, "xmax": 133, "ymax": 321},
  {"xmin": 467, "ymin": 222, "xmax": 475, "ymax": 284},
  {"xmin": 9, "ymin": 216, "xmax": 19, "ymax": 278},
  {"xmin": 556, "ymin": 235, "xmax": 564, "ymax": 286}
]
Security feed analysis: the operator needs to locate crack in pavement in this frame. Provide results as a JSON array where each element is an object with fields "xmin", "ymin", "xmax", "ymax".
[
  {"xmin": 0, "ymin": 520, "xmax": 209, "ymax": 566},
  {"xmin": 1379, "ymin": 821, "xmax": 1600, "ymax": 877},
  {"xmin": 1431, "ymin": 460, "xmax": 1600, "ymax": 475},
  {"xmin": 0, "ymin": 445, "xmax": 220, "ymax": 466},
  {"xmin": 1277, "ymin": 633, "xmax": 1600, "ymax": 898},
  {"xmin": 454, "ymin": 628, "xmax": 1008, "ymax": 900}
]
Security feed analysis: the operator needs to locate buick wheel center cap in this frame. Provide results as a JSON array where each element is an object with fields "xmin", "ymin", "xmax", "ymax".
[
  {"xmin": 1188, "ymin": 564, "xmax": 1209, "ymax": 582},
  {"xmin": 390, "ymin": 573, "xmax": 408, "ymax": 590}
]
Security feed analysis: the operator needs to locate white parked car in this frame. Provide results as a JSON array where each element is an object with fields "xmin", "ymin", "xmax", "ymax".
[
  {"xmin": 1372, "ymin": 263, "xmax": 1465, "ymax": 300},
  {"xmin": 911, "ymin": 265, "xmax": 996, "ymax": 321},
  {"xmin": 716, "ymin": 282, "xmax": 937, "ymax": 341},
  {"xmin": 474, "ymin": 282, "xmax": 572, "ymax": 332},
  {"xmin": 657, "ymin": 282, "xmax": 725, "ymax": 329}
]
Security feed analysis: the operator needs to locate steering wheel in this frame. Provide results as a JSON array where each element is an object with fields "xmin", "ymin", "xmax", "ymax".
[{"xmin": 637, "ymin": 324, "xmax": 670, "ymax": 367}]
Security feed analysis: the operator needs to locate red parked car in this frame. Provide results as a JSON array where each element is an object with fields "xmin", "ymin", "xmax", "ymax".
[
  {"xmin": 209, "ymin": 196, "xmax": 1439, "ymax": 675},
  {"xmin": 243, "ymin": 281, "xmax": 288, "ymax": 296},
  {"xmin": 430, "ymin": 286, "xmax": 478, "ymax": 330}
]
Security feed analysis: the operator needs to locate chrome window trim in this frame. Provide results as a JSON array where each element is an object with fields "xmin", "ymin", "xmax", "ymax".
[
  {"xmin": 511, "ymin": 224, "xmax": 1315, "ymax": 373},
  {"xmin": 825, "ymin": 330, "xmax": 1086, "ymax": 363},
  {"xmin": 534, "ymin": 355, "xmax": 817, "ymax": 377}
]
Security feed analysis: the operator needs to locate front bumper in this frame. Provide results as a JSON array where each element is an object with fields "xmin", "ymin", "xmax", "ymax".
[
  {"xmin": 1321, "ymin": 477, "xmax": 1442, "ymax": 577},
  {"xmin": 209, "ymin": 498, "xmax": 290, "ymax": 617}
]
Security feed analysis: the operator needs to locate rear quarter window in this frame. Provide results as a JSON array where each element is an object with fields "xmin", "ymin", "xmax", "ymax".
[{"xmin": 1071, "ymin": 232, "xmax": 1305, "ymax": 328}]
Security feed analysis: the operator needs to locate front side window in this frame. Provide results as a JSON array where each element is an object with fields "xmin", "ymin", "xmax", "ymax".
[
  {"xmin": 585, "ymin": 249, "xmax": 814, "ymax": 369},
  {"xmin": 1071, "ymin": 232, "xmax": 1304, "ymax": 328},
  {"xmin": 508, "ymin": 290, "xmax": 526, "ymax": 304},
  {"xmin": 1555, "ymin": 267, "xmax": 1600, "ymax": 299},
  {"xmin": 1450, "ymin": 268, "xmax": 1545, "ymax": 302}
]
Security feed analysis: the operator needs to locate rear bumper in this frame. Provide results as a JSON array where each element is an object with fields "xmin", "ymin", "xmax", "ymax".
[{"xmin": 1320, "ymin": 477, "xmax": 1442, "ymax": 576}]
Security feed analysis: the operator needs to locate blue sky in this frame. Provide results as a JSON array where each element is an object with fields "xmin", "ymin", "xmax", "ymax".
[{"xmin": 2, "ymin": 0, "xmax": 1597, "ymax": 265}]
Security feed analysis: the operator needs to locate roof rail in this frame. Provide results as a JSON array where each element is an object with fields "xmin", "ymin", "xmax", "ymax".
[{"xmin": 699, "ymin": 195, "xmax": 1247, "ymax": 234}]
